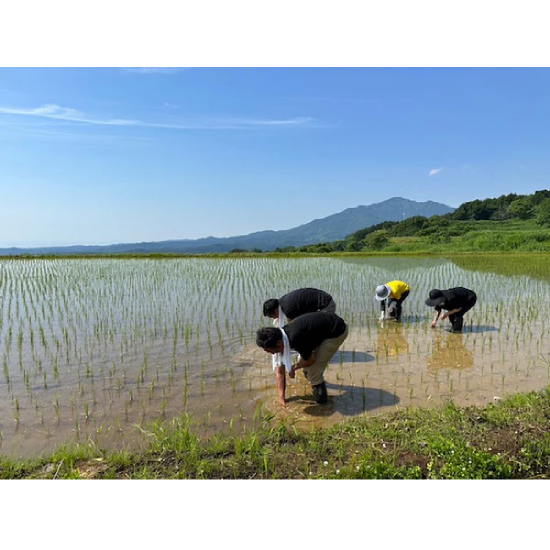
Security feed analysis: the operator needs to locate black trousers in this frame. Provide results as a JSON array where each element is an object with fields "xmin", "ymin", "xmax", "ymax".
[
  {"xmin": 383, "ymin": 290, "xmax": 410, "ymax": 322},
  {"xmin": 448, "ymin": 295, "xmax": 477, "ymax": 332}
]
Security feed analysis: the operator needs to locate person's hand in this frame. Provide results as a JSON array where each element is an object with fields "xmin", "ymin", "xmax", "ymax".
[
  {"xmin": 431, "ymin": 321, "xmax": 437, "ymax": 328},
  {"xmin": 289, "ymin": 364, "xmax": 296, "ymax": 379}
]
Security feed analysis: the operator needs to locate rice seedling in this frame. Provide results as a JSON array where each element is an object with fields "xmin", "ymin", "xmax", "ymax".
[{"xmin": 1, "ymin": 254, "xmax": 550, "ymax": 459}]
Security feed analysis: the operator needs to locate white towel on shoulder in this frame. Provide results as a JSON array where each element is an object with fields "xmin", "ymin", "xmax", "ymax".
[
  {"xmin": 272, "ymin": 310, "xmax": 292, "ymax": 373},
  {"xmin": 272, "ymin": 309, "xmax": 286, "ymax": 329}
]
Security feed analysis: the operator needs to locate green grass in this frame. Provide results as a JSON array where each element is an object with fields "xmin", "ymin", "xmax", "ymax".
[
  {"xmin": 449, "ymin": 253, "xmax": 550, "ymax": 283},
  {"xmin": 2, "ymin": 388, "xmax": 550, "ymax": 479}
]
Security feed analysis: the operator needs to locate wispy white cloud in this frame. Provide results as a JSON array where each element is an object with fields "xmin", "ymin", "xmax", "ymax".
[
  {"xmin": 429, "ymin": 167, "xmax": 443, "ymax": 176},
  {"xmin": 122, "ymin": 67, "xmax": 187, "ymax": 74},
  {"xmin": 145, "ymin": 117, "xmax": 314, "ymax": 130},
  {"xmin": 0, "ymin": 104, "xmax": 138, "ymax": 126},
  {"xmin": 0, "ymin": 103, "xmax": 315, "ymax": 130},
  {"xmin": 215, "ymin": 116, "xmax": 314, "ymax": 126}
]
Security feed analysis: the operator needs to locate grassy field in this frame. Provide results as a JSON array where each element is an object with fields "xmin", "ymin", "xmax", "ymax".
[{"xmin": 1, "ymin": 387, "xmax": 549, "ymax": 479}]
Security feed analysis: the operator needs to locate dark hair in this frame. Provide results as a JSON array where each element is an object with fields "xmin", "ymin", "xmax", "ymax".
[
  {"xmin": 256, "ymin": 327, "xmax": 283, "ymax": 349},
  {"xmin": 262, "ymin": 298, "xmax": 279, "ymax": 317}
]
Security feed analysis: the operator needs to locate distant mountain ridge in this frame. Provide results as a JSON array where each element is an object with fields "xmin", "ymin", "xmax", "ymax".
[{"xmin": 0, "ymin": 197, "xmax": 454, "ymax": 255}]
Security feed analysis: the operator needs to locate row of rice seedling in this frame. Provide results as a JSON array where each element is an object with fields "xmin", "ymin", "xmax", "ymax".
[
  {"xmin": 241, "ymin": 255, "xmax": 550, "ymax": 424},
  {"xmin": 1, "ymin": 255, "xmax": 549, "ymax": 457}
]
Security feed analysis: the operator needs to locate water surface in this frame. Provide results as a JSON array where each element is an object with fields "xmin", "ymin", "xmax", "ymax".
[{"xmin": 1, "ymin": 256, "xmax": 549, "ymax": 458}]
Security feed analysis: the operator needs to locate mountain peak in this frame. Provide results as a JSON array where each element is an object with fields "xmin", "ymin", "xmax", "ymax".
[{"xmin": 0, "ymin": 197, "xmax": 454, "ymax": 255}]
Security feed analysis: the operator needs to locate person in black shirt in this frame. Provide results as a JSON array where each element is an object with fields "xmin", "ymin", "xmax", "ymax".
[
  {"xmin": 426, "ymin": 287, "xmax": 477, "ymax": 332},
  {"xmin": 262, "ymin": 287, "xmax": 336, "ymax": 322},
  {"xmin": 256, "ymin": 311, "xmax": 348, "ymax": 405}
]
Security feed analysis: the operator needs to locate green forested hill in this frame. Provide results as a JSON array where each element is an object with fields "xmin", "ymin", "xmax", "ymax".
[{"xmin": 278, "ymin": 190, "xmax": 550, "ymax": 254}]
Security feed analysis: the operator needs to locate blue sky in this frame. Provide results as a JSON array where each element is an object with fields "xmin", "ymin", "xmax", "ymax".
[{"xmin": 0, "ymin": 67, "xmax": 548, "ymax": 247}]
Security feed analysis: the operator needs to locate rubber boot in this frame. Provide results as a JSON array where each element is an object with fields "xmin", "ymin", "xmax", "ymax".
[{"xmin": 312, "ymin": 382, "xmax": 328, "ymax": 404}]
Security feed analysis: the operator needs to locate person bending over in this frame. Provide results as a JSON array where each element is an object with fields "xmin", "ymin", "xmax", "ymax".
[
  {"xmin": 375, "ymin": 280, "xmax": 410, "ymax": 322},
  {"xmin": 262, "ymin": 287, "xmax": 335, "ymax": 324},
  {"xmin": 256, "ymin": 311, "xmax": 348, "ymax": 405},
  {"xmin": 426, "ymin": 287, "xmax": 477, "ymax": 332}
]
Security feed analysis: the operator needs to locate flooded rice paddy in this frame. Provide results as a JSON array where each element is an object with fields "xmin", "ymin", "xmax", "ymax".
[{"xmin": 1, "ymin": 256, "xmax": 549, "ymax": 458}]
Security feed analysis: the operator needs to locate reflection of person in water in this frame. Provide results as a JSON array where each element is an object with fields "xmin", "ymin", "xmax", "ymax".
[
  {"xmin": 376, "ymin": 321, "xmax": 409, "ymax": 358},
  {"xmin": 426, "ymin": 332, "xmax": 474, "ymax": 374}
]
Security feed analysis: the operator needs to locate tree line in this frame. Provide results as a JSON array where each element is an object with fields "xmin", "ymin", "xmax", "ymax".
[{"xmin": 259, "ymin": 189, "xmax": 550, "ymax": 254}]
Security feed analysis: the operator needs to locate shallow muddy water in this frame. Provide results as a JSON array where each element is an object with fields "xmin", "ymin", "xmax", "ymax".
[{"xmin": 1, "ymin": 256, "xmax": 549, "ymax": 458}]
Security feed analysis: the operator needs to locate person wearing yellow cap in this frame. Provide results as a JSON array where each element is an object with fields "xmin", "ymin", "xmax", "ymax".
[{"xmin": 375, "ymin": 280, "xmax": 410, "ymax": 322}]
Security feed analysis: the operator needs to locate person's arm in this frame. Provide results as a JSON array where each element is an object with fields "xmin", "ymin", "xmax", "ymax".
[
  {"xmin": 290, "ymin": 353, "xmax": 316, "ymax": 377},
  {"xmin": 431, "ymin": 309, "xmax": 441, "ymax": 328},
  {"xmin": 440, "ymin": 307, "xmax": 461, "ymax": 320},
  {"xmin": 379, "ymin": 299, "xmax": 386, "ymax": 320},
  {"xmin": 275, "ymin": 365, "xmax": 286, "ymax": 406}
]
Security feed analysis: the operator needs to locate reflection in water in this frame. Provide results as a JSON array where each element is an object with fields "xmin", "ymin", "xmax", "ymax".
[
  {"xmin": 338, "ymin": 256, "xmax": 449, "ymax": 271},
  {"xmin": 426, "ymin": 332, "xmax": 474, "ymax": 374},
  {"xmin": 376, "ymin": 322, "xmax": 409, "ymax": 358},
  {"xmin": 2, "ymin": 255, "xmax": 550, "ymax": 458}
]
